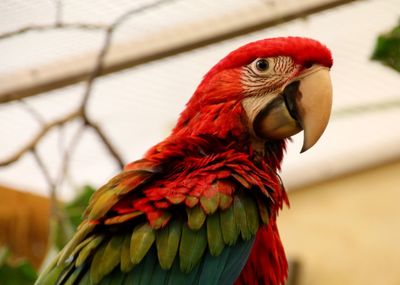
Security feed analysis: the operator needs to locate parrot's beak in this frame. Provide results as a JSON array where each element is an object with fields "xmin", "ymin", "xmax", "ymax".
[{"xmin": 253, "ymin": 65, "xmax": 332, "ymax": 152}]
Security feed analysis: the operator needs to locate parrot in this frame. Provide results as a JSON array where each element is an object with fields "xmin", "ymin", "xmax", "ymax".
[{"xmin": 35, "ymin": 36, "xmax": 333, "ymax": 285}]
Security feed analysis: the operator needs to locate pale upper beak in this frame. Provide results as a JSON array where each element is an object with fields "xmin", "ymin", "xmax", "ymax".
[{"xmin": 253, "ymin": 65, "xmax": 332, "ymax": 152}]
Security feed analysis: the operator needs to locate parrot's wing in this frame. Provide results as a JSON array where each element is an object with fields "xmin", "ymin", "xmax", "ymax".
[{"xmin": 35, "ymin": 155, "xmax": 277, "ymax": 285}]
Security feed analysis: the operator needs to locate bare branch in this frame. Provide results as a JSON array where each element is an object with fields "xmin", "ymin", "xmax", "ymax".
[
  {"xmin": 80, "ymin": 27, "xmax": 113, "ymax": 110},
  {"xmin": 56, "ymin": 122, "xmax": 85, "ymax": 186},
  {"xmin": 0, "ymin": 23, "xmax": 107, "ymax": 40},
  {"xmin": 0, "ymin": 110, "xmax": 81, "ymax": 167},
  {"xmin": 86, "ymin": 119, "xmax": 125, "ymax": 169},
  {"xmin": 112, "ymin": 0, "xmax": 177, "ymax": 29},
  {"xmin": 0, "ymin": 0, "xmax": 179, "ymax": 170},
  {"xmin": 80, "ymin": 0, "xmax": 178, "ymax": 110},
  {"xmin": 73, "ymin": 26, "xmax": 125, "ymax": 169},
  {"xmin": 31, "ymin": 149, "xmax": 56, "ymax": 193},
  {"xmin": 18, "ymin": 99, "xmax": 46, "ymax": 126},
  {"xmin": 0, "ymin": 0, "xmax": 175, "ymax": 41},
  {"xmin": 32, "ymin": 148, "xmax": 61, "ymax": 220}
]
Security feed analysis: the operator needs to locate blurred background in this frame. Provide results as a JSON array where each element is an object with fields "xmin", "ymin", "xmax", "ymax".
[{"xmin": 0, "ymin": 0, "xmax": 399, "ymax": 284}]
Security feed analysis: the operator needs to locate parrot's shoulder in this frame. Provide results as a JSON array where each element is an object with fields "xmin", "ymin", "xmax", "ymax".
[{"xmin": 84, "ymin": 158, "xmax": 160, "ymax": 221}]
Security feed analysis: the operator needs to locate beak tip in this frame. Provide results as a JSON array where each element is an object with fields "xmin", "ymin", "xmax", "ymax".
[{"xmin": 300, "ymin": 143, "xmax": 310, "ymax": 153}]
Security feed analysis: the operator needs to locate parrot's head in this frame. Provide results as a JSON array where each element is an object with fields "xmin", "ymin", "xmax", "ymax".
[{"xmin": 175, "ymin": 37, "xmax": 333, "ymax": 153}]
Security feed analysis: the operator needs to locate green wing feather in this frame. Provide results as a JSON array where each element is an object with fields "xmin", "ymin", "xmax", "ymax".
[
  {"xmin": 76, "ymin": 235, "xmax": 104, "ymax": 267},
  {"xmin": 219, "ymin": 206, "xmax": 239, "ymax": 245},
  {"xmin": 90, "ymin": 242, "xmax": 108, "ymax": 284},
  {"xmin": 120, "ymin": 234, "xmax": 134, "ymax": 272},
  {"xmin": 35, "ymin": 158, "xmax": 271, "ymax": 285},
  {"xmin": 186, "ymin": 206, "xmax": 206, "ymax": 230},
  {"xmin": 156, "ymin": 219, "xmax": 182, "ymax": 269},
  {"xmin": 179, "ymin": 224, "xmax": 207, "ymax": 273},
  {"xmin": 206, "ymin": 213, "xmax": 225, "ymax": 256},
  {"xmin": 130, "ymin": 224, "xmax": 156, "ymax": 265},
  {"xmin": 100, "ymin": 235, "xmax": 125, "ymax": 278}
]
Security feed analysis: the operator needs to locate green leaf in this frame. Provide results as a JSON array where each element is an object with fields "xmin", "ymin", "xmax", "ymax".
[
  {"xmin": 0, "ymin": 247, "xmax": 37, "ymax": 285},
  {"xmin": 0, "ymin": 247, "xmax": 9, "ymax": 267},
  {"xmin": 371, "ymin": 18, "xmax": 400, "ymax": 72}
]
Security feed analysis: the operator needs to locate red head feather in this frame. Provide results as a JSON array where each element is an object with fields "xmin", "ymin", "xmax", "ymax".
[{"xmin": 204, "ymin": 37, "xmax": 333, "ymax": 81}]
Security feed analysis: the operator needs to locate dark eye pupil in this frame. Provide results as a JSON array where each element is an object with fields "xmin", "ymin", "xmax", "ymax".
[
  {"xmin": 304, "ymin": 61, "xmax": 313, "ymax": 68},
  {"xmin": 256, "ymin": 59, "xmax": 269, "ymax": 71}
]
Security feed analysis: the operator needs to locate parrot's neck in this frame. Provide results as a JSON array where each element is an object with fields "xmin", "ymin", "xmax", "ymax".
[
  {"xmin": 147, "ymin": 100, "xmax": 287, "ymax": 172},
  {"xmin": 173, "ymin": 100, "xmax": 248, "ymax": 142}
]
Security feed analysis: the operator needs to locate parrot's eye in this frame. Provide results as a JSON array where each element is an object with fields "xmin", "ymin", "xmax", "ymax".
[
  {"xmin": 255, "ymin": 59, "xmax": 269, "ymax": 71},
  {"xmin": 304, "ymin": 61, "xmax": 314, "ymax": 68},
  {"xmin": 249, "ymin": 58, "xmax": 272, "ymax": 76}
]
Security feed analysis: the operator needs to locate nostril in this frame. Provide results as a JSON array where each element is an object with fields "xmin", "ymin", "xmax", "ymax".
[{"xmin": 304, "ymin": 61, "xmax": 314, "ymax": 68}]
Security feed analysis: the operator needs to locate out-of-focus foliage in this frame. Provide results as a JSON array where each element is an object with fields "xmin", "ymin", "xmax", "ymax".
[
  {"xmin": 0, "ymin": 247, "xmax": 37, "ymax": 285},
  {"xmin": 55, "ymin": 185, "xmax": 96, "ymax": 249},
  {"xmin": 371, "ymin": 19, "xmax": 400, "ymax": 72},
  {"xmin": 64, "ymin": 185, "xmax": 96, "ymax": 229}
]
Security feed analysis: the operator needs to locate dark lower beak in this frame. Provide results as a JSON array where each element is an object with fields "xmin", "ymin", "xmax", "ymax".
[
  {"xmin": 254, "ymin": 66, "xmax": 332, "ymax": 152},
  {"xmin": 253, "ymin": 81, "xmax": 302, "ymax": 140}
]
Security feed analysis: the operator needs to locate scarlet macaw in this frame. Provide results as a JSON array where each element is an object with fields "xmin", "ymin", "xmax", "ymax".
[{"xmin": 36, "ymin": 37, "xmax": 333, "ymax": 285}]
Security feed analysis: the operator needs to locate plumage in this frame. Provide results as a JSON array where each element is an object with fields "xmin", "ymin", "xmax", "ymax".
[
  {"xmin": 240, "ymin": 193, "xmax": 260, "ymax": 236},
  {"xmin": 101, "ymin": 235, "xmax": 125, "ymax": 277},
  {"xmin": 120, "ymin": 234, "xmax": 134, "ymax": 272},
  {"xmin": 75, "ymin": 236, "xmax": 104, "ymax": 267},
  {"xmin": 186, "ymin": 205, "xmax": 206, "ymax": 230},
  {"xmin": 219, "ymin": 206, "xmax": 239, "ymax": 246},
  {"xmin": 63, "ymin": 264, "xmax": 85, "ymax": 285},
  {"xmin": 156, "ymin": 219, "xmax": 181, "ymax": 269},
  {"xmin": 206, "ymin": 213, "xmax": 225, "ymax": 256},
  {"xmin": 35, "ymin": 37, "xmax": 333, "ymax": 285},
  {"xmin": 58, "ymin": 222, "xmax": 95, "ymax": 265},
  {"xmin": 90, "ymin": 242, "xmax": 108, "ymax": 283},
  {"xmin": 179, "ymin": 224, "xmax": 207, "ymax": 273},
  {"xmin": 130, "ymin": 224, "xmax": 156, "ymax": 265}
]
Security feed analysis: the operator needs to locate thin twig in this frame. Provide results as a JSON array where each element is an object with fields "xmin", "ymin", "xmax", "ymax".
[
  {"xmin": 86, "ymin": 120, "xmax": 125, "ymax": 169},
  {"xmin": 0, "ymin": 110, "xmax": 81, "ymax": 166},
  {"xmin": 0, "ymin": 23, "xmax": 107, "ymax": 40},
  {"xmin": 31, "ymin": 149, "xmax": 56, "ymax": 194},
  {"xmin": 112, "ymin": 0, "xmax": 177, "ymax": 29},
  {"xmin": 80, "ymin": 27, "xmax": 114, "ymax": 110},
  {"xmin": 76, "ymin": 0, "xmax": 178, "ymax": 168},
  {"xmin": 18, "ymin": 99, "xmax": 46, "ymax": 126},
  {"xmin": 56, "ymin": 122, "xmax": 85, "ymax": 187},
  {"xmin": 77, "ymin": 25, "xmax": 124, "ymax": 168}
]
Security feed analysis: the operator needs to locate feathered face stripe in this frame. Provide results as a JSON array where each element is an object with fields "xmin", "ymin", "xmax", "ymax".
[{"xmin": 241, "ymin": 56, "xmax": 297, "ymax": 96}]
